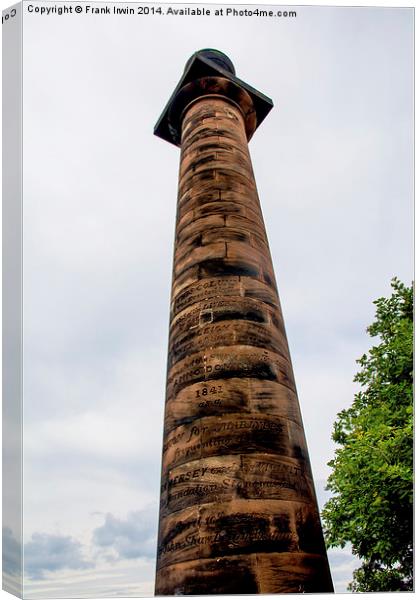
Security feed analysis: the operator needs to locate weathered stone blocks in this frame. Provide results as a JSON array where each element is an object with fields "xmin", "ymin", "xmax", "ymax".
[{"xmin": 155, "ymin": 68, "xmax": 333, "ymax": 594}]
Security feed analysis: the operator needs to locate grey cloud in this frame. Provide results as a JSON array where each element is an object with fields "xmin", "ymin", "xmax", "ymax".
[
  {"xmin": 328, "ymin": 549, "xmax": 356, "ymax": 568},
  {"xmin": 314, "ymin": 479, "xmax": 332, "ymax": 512},
  {"xmin": 3, "ymin": 527, "xmax": 21, "ymax": 576},
  {"xmin": 92, "ymin": 507, "xmax": 157, "ymax": 561},
  {"xmin": 24, "ymin": 532, "xmax": 93, "ymax": 580},
  {"xmin": 312, "ymin": 484, "xmax": 362, "ymax": 592},
  {"xmin": 328, "ymin": 546, "xmax": 362, "ymax": 593}
]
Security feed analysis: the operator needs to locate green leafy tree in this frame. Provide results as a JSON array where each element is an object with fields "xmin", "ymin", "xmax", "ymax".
[{"xmin": 322, "ymin": 278, "xmax": 413, "ymax": 592}]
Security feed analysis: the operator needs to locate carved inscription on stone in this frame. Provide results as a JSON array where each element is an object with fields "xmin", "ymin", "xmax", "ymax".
[
  {"xmin": 166, "ymin": 347, "xmax": 296, "ymax": 398},
  {"xmin": 160, "ymin": 455, "xmax": 315, "ymax": 514},
  {"xmin": 157, "ymin": 500, "xmax": 324, "ymax": 570},
  {"xmin": 164, "ymin": 378, "xmax": 302, "ymax": 433}
]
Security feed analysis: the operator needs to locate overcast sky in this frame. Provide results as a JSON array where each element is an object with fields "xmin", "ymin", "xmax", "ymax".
[{"xmin": 2, "ymin": 1, "xmax": 413, "ymax": 598}]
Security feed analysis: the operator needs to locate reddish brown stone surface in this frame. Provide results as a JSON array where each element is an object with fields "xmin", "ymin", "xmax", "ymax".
[{"xmin": 155, "ymin": 76, "xmax": 333, "ymax": 595}]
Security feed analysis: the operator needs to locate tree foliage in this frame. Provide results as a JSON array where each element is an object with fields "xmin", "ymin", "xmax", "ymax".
[{"xmin": 322, "ymin": 278, "xmax": 413, "ymax": 592}]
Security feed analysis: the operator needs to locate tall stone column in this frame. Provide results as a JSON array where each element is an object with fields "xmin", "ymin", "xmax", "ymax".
[{"xmin": 154, "ymin": 49, "xmax": 334, "ymax": 595}]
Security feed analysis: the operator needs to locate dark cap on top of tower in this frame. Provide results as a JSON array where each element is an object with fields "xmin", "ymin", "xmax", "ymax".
[
  {"xmin": 154, "ymin": 49, "xmax": 273, "ymax": 147},
  {"xmin": 184, "ymin": 49, "xmax": 236, "ymax": 76}
]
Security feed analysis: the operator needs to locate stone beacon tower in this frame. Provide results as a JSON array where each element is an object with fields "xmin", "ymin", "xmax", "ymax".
[{"xmin": 154, "ymin": 49, "xmax": 334, "ymax": 595}]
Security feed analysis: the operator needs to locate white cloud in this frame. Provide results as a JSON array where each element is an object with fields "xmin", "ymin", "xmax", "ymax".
[{"xmin": 22, "ymin": 558, "xmax": 155, "ymax": 599}]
